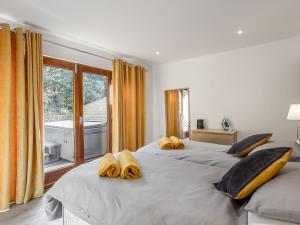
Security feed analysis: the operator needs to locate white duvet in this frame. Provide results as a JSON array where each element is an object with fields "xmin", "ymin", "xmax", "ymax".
[
  {"xmin": 138, "ymin": 140, "xmax": 240, "ymax": 168},
  {"xmin": 46, "ymin": 152, "xmax": 242, "ymax": 225}
]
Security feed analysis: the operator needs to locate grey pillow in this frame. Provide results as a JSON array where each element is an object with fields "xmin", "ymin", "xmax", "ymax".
[
  {"xmin": 245, "ymin": 162, "xmax": 300, "ymax": 223},
  {"xmin": 249, "ymin": 140, "xmax": 300, "ymax": 162}
]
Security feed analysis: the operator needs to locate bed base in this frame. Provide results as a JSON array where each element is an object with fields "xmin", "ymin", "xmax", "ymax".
[
  {"xmin": 62, "ymin": 208, "xmax": 298, "ymax": 225},
  {"xmin": 63, "ymin": 208, "xmax": 90, "ymax": 225},
  {"xmin": 248, "ymin": 212, "xmax": 299, "ymax": 225}
]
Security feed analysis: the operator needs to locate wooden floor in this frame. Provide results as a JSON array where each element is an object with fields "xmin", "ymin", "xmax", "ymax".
[{"xmin": 0, "ymin": 198, "xmax": 62, "ymax": 225}]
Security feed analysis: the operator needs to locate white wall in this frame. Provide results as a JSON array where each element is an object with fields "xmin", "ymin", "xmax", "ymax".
[
  {"xmin": 43, "ymin": 36, "xmax": 113, "ymax": 71},
  {"xmin": 152, "ymin": 36, "xmax": 300, "ymax": 142}
]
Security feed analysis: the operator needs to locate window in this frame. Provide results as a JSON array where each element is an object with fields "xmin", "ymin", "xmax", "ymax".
[{"xmin": 42, "ymin": 57, "xmax": 112, "ymax": 188}]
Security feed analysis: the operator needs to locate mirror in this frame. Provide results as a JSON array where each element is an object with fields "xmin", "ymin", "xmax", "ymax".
[{"xmin": 165, "ymin": 88, "xmax": 190, "ymax": 139}]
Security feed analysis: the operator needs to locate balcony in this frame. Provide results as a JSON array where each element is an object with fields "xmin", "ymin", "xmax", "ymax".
[{"xmin": 44, "ymin": 120, "xmax": 107, "ymax": 172}]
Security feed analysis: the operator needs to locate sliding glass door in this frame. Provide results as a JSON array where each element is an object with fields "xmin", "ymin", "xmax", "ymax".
[
  {"xmin": 79, "ymin": 65, "xmax": 111, "ymax": 162},
  {"xmin": 43, "ymin": 57, "xmax": 112, "ymax": 187}
]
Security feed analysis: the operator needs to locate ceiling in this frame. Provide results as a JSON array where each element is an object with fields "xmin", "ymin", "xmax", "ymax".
[{"xmin": 1, "ymin": 0, "xmax": 300, "ymax": 64}]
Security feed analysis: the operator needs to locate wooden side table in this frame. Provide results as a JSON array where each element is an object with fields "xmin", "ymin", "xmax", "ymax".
[{"xmin": 191, "ymin": 129, "xmax": 237, "ymax": 145}]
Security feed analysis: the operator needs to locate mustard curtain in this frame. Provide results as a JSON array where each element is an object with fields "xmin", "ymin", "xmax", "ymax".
[
  {"xmin": 165, "ymin": 90, "xmax": 180, "ymax": 137},
  {"xmin": 112, "ymin": 59, "xmax": 145, "ymax": 152},
  {"xmin": 0, "ymin": 24, "xmax": 44, "ymax": 211}
]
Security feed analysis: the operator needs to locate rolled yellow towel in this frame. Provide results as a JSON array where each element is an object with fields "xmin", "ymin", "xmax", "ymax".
[
  {"xmin": 98, "ymin": 153, "xmax": 121, "ymax": 178},
  {"xmin": 118, "ymin": 150, "xmax": 141, "ymax": 179},
  {"xmin": 169, "ymin": 136, "xmax": 185, "ymax": 149},
  {"xmin": 159, "ymin": 136, "xmax": 174, "ymax": 150}
]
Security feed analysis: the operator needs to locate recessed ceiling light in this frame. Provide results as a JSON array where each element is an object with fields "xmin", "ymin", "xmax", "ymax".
[
  {"xmin": 155, "ymin": 51, "xmax": 160, "ymax": 55},
  {"xmin": 237, "ymin": 29, "xmax": 243, "ymax": 35}
]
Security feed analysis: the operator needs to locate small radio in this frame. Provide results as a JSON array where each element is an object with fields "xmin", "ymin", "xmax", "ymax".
[{"xmin": 197, "ymin": 119, "xmax": 204, "ymax": 129}]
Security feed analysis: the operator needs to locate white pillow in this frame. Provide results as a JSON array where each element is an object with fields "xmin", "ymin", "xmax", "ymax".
[{"xmin": 245, "ymin": 162, "xmax": 300, "ymax": 223}]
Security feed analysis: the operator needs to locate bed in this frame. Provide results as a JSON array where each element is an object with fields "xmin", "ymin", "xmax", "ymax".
[
  {"xmin": 46, "ymin": 140, "xmax": 300, "ymax": 225},
  {"xmin": 46, "ymin": 152, "xmax": 246, "ymax": 225},
  {"xmin": 140, "ymin": 140, "xmax": 300, "ymax": 225}
]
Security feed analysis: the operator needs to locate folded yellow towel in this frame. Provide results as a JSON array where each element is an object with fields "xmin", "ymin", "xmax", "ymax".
[
  {"xmin": 118, "ymin": 150, "xmax": 141, "ymax": 179},
  {"xmin": 159, "ymin": 136, "xmax": 174, "ymax": 150},
  {"xmin": 169, "ymin": 136, "xmax": 185, "ymax": 149},
  {"xmin": 98, "ymin": 153, "xmax": 121, "ymax": 178}
]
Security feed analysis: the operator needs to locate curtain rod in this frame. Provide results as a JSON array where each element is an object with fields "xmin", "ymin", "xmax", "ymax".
[
  {"xmin": 44, "ymin": 39, "xmax": 114, "ymax": 62},
  {"xmin": 44, "ymin": 39, "xmax": 149, "ymax": 71}
]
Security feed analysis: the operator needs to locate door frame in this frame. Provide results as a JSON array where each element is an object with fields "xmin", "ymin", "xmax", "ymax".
[{"xmin": 42, "ymin": 56, "xmax": 112, "ymax": 188}]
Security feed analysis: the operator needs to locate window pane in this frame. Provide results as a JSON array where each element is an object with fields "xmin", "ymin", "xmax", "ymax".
[
  {"xmin": 43, "ymin": 65, "xmax": 75, "ymax": 172},
  {"xmin": 83, "ymin": 72, "xmax": 108, "ymax": 160}
]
